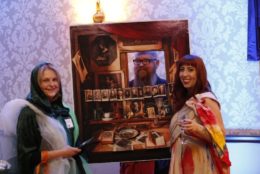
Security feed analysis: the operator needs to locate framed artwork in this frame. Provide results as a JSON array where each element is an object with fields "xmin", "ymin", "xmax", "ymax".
[
  {"xmin": 127, "ymin": 50, "xmax": 166, "ymax": 85},
  {"xmin": 95, "ymin": 71, "xmax": 124, "ymax": 89},
  {"xmin": 158, "ymin": 84, "xmax": 166, "ymax": 97},
  {"xmin": 151, "ymin": 85, "xmax": 159, "ymax": 97},
  {"xmin": 131, "ymin": 87, "xmax": 139, "ymax": 99},
  {"xmin": 91, "ymin": 35, "xmax": 118, "ymax": 66},
  {"xmin": 70, "ymin": 20, "xmax": 190, "ymax": 163},
  {"xmin": 101, "ymin": 89, "xmax": 109, "ymax": 101},
  {"xmin": 138, "ymin": 87, "xmax": 144, "ymax": 98},
  {"xmin": 109, "ymin": 89, "xmax": 117, "ymax": 101},
  {"xmin": 147, "ymin": 107, "xmax": 156, "ymax": 118},
  {"xmin": 84, "ymin": 89, "xmax": 93, "ymax": 102},
  {"xmin": 130, "ymin": 100, "xmax": 142, "ymax": 114},
  {"xmin": 117, "ymin": 88, "xmax": 124, "ymax": 100},
  {"xmin": 124, "ymin": 100, "xmax": 144, "ymax": 119},
  {"xmin": 124, "ymin": 88, "xmax": 131, "ymax": 100},
  {"xmin": 93, "ymin": 89, "xmax": 101, "ymax": 101},
  {"xmin": 144, "ymin": 86, "xmax": 152, "ymax": 98}
]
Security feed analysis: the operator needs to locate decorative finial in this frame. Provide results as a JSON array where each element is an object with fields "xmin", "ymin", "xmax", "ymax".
[{"xmin": 93, "ymin": 0, "xmax": 105, "ymax": 23}]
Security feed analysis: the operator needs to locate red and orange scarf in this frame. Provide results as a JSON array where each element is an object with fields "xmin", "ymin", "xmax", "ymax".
[{"xmin": 192, "ymin": 98, "xmax": 231, "ymax": 174}]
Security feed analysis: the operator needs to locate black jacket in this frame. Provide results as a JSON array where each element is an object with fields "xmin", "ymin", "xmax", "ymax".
[{"xmin": 16, "ymin": 62, "xmax": 79, "ymax": 174}]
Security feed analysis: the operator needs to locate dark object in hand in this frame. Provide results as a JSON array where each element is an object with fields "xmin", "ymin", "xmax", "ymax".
[{"xmin": 78, "ymin": 137, "xmax": 98, "ymax": 150}]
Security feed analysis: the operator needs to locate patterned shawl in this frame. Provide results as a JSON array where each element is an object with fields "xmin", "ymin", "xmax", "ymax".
[{"xmin": 186, "ymin": 92, "xmax": 231, "ymax": 174}]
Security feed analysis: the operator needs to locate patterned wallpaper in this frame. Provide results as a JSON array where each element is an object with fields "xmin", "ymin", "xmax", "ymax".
[{"xmin": 1, "ymin": 0, "xmax": 259, "ymax": 131}]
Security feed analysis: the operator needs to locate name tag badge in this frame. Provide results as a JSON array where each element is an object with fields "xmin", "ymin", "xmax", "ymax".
[{"xmin": 65, "ymin": 118, "xmax": 74, "ymax": 129}]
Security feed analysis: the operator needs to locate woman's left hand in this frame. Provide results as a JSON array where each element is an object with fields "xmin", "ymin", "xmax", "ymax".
[
  {"xmin": 180, "ymin": 118, "xmax": 202, "ymax": 135},
  {"xmin": 180, "ymin": 118, "xmax": 213, "ymax": 143}
]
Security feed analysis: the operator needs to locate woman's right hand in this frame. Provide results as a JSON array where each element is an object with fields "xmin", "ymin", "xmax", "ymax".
[
  {"xmin": 61, "ymin": 146, "xmax": 82, "ymax": 158},
  {"xmin": 46, "ymin": 146, "xmax": 82, "ymax": 161}
]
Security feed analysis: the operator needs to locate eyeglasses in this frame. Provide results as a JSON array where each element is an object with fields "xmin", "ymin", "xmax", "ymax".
[{"xmin": 133, "ymin": 58, "xmax": 157, "ymax": 65}]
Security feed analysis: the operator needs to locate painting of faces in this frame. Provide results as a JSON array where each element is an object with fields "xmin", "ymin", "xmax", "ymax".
[
  {"xmin": 71, "ymin": 20, "xmax": 190, "ymax": 163},
  {"xmin": 84, "ymin": 84, "xmax": 168, "ymax": 102}
]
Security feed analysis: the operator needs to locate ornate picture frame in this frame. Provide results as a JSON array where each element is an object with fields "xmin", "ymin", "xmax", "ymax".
[
  {"xmin": 70, "ymin": 20, "xmax": 190, "ymax": 163},
  {"xmin": 95, "ymin": 71, "xmax": 125, "ymax": 89}
]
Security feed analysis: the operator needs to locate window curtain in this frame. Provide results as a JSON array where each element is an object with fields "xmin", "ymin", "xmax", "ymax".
[{"xmin": 248, "ymin": 0, "xmax": 260, "ymax": 61}]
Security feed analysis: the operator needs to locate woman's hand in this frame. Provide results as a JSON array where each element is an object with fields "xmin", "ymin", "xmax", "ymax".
[
  {"xmin": 46, "ymin": 146, "xmax": 82, "ymax": 161},
  {"xmin": 178, "ymin": 118, "xmax": 201, "ymax": 135},
  {"xmin": 178, "ymin": 118, "xmax": 211, "ymax": 142},
  {"xmin": 61, "ymin": 146, "xmax": 82, "ymax": 158}
]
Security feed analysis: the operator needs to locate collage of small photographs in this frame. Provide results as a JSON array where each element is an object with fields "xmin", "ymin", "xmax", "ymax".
[{"xmin": 84, "ymin": 83, "xmax": 174, "ymax": 102}]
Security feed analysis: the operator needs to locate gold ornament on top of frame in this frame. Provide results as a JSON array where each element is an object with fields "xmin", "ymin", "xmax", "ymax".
[{"xmin": 93, "ymin": 0, "xmax": 105, "ymax": 23}]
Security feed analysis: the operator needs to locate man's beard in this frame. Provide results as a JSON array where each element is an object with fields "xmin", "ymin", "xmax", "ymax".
[
  {"xmin": 134, "ymin": 70, "xmax": 152, "ymax": 86},
  {"xmin": 138, "ymin": 69, "xmax": 148, "ymax": 79}
]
